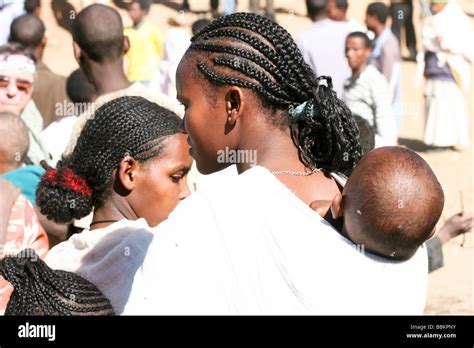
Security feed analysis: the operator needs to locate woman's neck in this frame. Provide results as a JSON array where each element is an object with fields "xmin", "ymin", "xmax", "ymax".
[
  {"xmin": 237, "ymin": 126, "xmax": 341, "ymax": 205},
  {"xmin": 90, "ymin": 198, "xmax": 138, "ymax": 230}
]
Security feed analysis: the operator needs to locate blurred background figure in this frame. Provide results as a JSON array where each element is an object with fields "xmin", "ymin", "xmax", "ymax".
[
  {"xmin": 180, "ymin": 0, "xmax": 220, "ymax": 18},
  {"xmin": 191, "ymin": 18, "xmax": 211, "ymax": 35},
  {"xmin": 24, "ymin": 0, "xmax": 40, "ymax": 16},
  {"xmin": 365, "ymin": 2, "xmax": 402, "ymax": 131},
  {"xmin": 343, "ymin": 31, "xmax": 398, "ymax": 148},
  {"xmin": 0, "ymin": 0, "xmax": 25, "ymax": 46},
  {"xmin": 298, "ymin": 0, "xmax": 353, "ymax": 96},
  {"xmin": 390, "ymin": 0, "xmax": 417, "ymax": 61},
  {"xmin": 421, "ymin": 0, "xmax": 473, "ymax": 151},
  {"xmin": 327, "ymin": 0, "xmax": 366, "ymax": 32},
  {"xmin": 149, "ymin": 19, "xmax": 191, "ymax": 98},
  {"xmin": 0, "ymin": 110, "xmax": 67, "ymax": 249},
  {"xmin": 125, "ymin": 0, "xmax": 164, "ymax": 86},
  {"xmin": 9, "ymin": 14, "xmax": 70, "ymax": 128},
  {"xmin": 223, "ymin": 0, "xmax": 237, "ymax": 16},
  {"xmin": 0, "ymin": 112, "xmax": 43, "ymax": 205},
  {"xmin": 249, "ymin": 0, "xmax": 274, "ymax": 20},
  {"xmin": 0, "ymin": 43, "xmax": 50, "ymax": 165},
  {"xmin": 42, "ymin": 68, "xmax": 97, "ymax": 167}
]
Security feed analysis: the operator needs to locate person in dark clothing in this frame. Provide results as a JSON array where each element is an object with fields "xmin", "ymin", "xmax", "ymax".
[{"xmin": 390, "ymin": 0, "xmax": 417, "ymax": 61}]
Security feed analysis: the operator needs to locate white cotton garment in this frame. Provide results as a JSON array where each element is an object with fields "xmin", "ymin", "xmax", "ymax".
[
  {"xmin": 45, "ymin": 218, "xmax": 153, "ymax": 314},
  {"xmin": 119, "ymin": 166, "xmax": 428, "ymax": 315}
]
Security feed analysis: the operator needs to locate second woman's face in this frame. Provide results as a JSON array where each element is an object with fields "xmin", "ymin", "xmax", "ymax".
[
  {"xmin": 132, "ymin": 133, "xmax": 193, "ymax": 227},
  {"xmin": 176, "ymin": 55, "xmax": 232, "ymax": 175}
]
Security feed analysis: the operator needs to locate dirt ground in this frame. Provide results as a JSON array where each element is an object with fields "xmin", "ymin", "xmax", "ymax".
[{"xmin": 37, "ymin": 0, "xmax": 473, "ymax": 314}]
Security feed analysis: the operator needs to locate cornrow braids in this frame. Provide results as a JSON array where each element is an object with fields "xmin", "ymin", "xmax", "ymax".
[
  {"xmin": 36, "ymin": 96, "xmax": 183, "ymax": 223},
  {"xmin": 0, "ymin": 249, "xmax": 115, "ymax": 315},
  {"xmin": 188, "ymin": 12, "xmax": 361, "ymax": 175}
]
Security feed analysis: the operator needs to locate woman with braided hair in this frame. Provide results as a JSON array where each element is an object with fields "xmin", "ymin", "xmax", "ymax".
[
  {"xmin": 0, "ymin": 249, "xmax": 115, "ymax": 315},
  {"xmin": 74, "ymin": 13, "xmax": 428, "ymax": 315},
  {"xmin": 35, "ymin": 95, "xmax": 192, "ymax": 314}
]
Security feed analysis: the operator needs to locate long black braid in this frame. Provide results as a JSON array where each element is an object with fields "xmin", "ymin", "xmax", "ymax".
[
  {"xmin": 36, "ymin": 96, "xmax": 183, "ymax": 224},
  {"xmin": 189, "ymin": 13, "xmax": 361, "ymax": 175},
  {"xmin": 0, "ymin": 249, "xmax": 115, "ymax": 315}
]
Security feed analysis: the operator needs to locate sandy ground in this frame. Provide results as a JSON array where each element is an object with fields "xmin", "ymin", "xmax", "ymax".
[{"xmin": 35, "ymin": 0, "xmax": 473, "ymax": 314}]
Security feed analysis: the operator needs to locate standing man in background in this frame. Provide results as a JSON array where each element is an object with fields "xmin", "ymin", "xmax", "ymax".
[
  {"xmin": 365, "ymin": 2, "xmax": 402, "ymax": 131},
  {"xmin": 298, "ymin": 0, "xmax": 353, "ymax": 97}
]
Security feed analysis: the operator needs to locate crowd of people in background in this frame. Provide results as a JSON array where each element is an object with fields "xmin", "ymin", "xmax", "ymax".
[{"xmin": 0, "ymin": 0, "xmax": 472, "ymax": 315}]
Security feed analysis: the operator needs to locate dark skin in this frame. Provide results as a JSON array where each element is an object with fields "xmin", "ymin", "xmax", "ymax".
[
  {"xmin": 90, "ymin": 134, "xmax": 193, "ymax": 230},
  {"xmin": 72, "ymin": 37, "xmax": 131, "ymax": 96},
  {"xmin": 32, "ymin": 36, "xmax": 47, "ymax": 62},
  {"xmin": 128, "ymin": 2, "xmax": 146, "ymax": 27},
  {"xmin": 365, "ymin": 12, "xmax": 385, "ymax": 38},
  {"xmin": 176, "ymin": 53, "xmax": 341, "ymax": 206},
  {"xmin": 327, "ymin": 0, "xmax": 347, "ymax": 21},
  {"xmin": 345, "ymin": 36, "xmax": 372, "ymax": 79},
  {"xmin": 311, "ymin": 147, "xmax": 440, "ymax": 259}
]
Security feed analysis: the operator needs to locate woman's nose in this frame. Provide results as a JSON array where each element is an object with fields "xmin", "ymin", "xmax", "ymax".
[{"xmin": 178, "ymin": 182, "xmax": 191, "ymax": 200}]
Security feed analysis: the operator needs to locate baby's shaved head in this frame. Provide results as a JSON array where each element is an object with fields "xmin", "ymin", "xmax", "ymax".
[
  {"xmin": 343, "ymin": 147, "xmax": 444, "ymax": 260},
  {"xmin": 0, "ymin": 112, "xmax": 29, "ymax": 166}
]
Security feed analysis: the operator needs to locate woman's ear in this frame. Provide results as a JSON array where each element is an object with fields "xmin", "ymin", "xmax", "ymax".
[
  {"xmin": 330, "ymin": 193, "xmax": 344, "ymax": 220},
  {"xmin": 224, "ymin": 87, "xmax": 244, "ymax": 127},
  {"xmin": 118, "ymin": 156, "xmax": 140, "ymax": 191}
]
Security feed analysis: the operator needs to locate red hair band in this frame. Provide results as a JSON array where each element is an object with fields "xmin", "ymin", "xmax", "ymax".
[{"xmin": 44, "ymin": 168, "xmax": 93, "ymax": 198}]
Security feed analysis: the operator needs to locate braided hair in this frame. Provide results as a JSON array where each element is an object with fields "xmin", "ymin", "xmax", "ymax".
[
  {"xmin": 0, "ymin": 249, "xmax": 115, "ymax": 315},
  {"xmin": 188, "ymin": 13, "xmax": 361, "ymax": 175},
  {"xmin": 36, "ymin": 96, "xmax": 183, "ymax": 224}
]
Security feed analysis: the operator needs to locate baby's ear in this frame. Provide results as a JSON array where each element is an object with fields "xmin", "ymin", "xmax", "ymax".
[
  {"xmin": 330, "ymin": 193, "xmax": 344, "ymax": 220},
  {"xmin": 428, "ymin": 227, "xmax": 436, "ymax": 240}
]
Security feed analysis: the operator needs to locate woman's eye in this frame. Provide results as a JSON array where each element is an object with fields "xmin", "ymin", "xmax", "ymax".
[{"xmin": 171, "ymin": 175, "xmax": 182, "ymax": 183}]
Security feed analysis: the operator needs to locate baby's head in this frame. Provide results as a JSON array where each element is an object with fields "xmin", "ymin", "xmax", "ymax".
[
  {"xmin": 0, "ymin": 112, "xmax": 29, "ymax": 174},
  {"xmin": 332, "ymin": 146, "xmax": 444, "ymax": 260}
]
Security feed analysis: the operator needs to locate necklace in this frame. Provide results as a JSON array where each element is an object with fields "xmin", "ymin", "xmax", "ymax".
[
  {"xmin": 270, "ymin": 168, "xmax": 321, "ymax": 176},
  {"xmin": 89, "ymin": 219, "xmax": 119, "ymax": 226}
]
